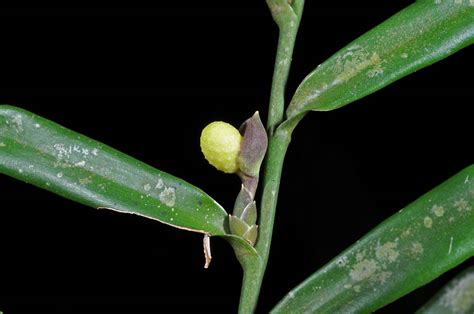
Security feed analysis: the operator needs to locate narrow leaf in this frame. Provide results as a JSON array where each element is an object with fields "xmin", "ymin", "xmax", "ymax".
[
  {"xmin": 287, "ymin": 1, "xmax": 473, "ymax": 118},
  {"xmin": 417, "ymin": 267, "xmax": 474, "ymax": 314},
  {"xmin": 272, "ymin": 165, "xmax": 474, "ymax": 313},
  {"xmin": 0, "ymin": 105, "xmax": 227, "ymax": 235}
]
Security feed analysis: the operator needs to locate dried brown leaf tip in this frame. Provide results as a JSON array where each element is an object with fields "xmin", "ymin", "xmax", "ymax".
[{"xmin": 203, "ymin": 234, "xmax": 212, "ymax": 269}]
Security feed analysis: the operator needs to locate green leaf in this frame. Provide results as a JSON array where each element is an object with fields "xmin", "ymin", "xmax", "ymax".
[
  {"xmin": 272, "ymin": 165, "xmax": 474, "ymax": 313},
  {"xmin": 287, "ymin": 1, "xmax": 473, "ymax": 118},
  {"xmin": 0, "ymin": 105, "xmax": 227, "ymax": 235},
  {"xmin": 417, "ymin": 266, "xmax": 474, "ymax": 314}
]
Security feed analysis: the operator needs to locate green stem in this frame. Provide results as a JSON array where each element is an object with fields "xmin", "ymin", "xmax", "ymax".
[
  {"xmin": 257, "ymin": 113, "xmax": 305, "ymax": 259},
  {"xmin": 256, "ymin": 125, "xmax": 292, "ymax": 259},
  {"xmin": 266, "ymin": 0, "xmax": 305, "ymax": 135},
  {"xmin": 236, "ymin": 1, "xmax": 305, "ymax": 312},
  {"xmin": 237, "ymin": 114, "xmax": 305, "ymax": 313},
  {"xmin": 237, "ymin": 128, "xmax": 291, "ymax": 314},
  {"xmin": 237, "ymin": 252, "xmax": 264, "ymax": 314}
]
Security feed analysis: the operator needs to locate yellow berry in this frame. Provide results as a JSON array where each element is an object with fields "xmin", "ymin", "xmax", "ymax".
[{"xmin": 200, "ymin": 121, "xmax": 242, "ymax": 174}]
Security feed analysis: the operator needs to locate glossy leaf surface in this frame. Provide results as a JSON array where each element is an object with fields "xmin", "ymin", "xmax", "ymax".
[
  {"xmin": 0, "ymin": 105, "xmax": 227, "ymax": 235},
  {"xmin": 287, "ymin": 0, "xmax": 474, "ymax": 118},
  {"xmin": 273, "ymin": 165, "xmax": 474, "ymax": 313}
]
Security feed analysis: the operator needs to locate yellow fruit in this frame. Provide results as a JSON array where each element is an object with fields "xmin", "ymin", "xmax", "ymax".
[{"xmin": 200, "ymin": 121, "xmax": 242, "ymax": 174}]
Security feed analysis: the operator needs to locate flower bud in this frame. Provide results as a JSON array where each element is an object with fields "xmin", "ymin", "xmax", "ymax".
[
  {"xmin": 238, "ymin": 112, "xmax": 268, "ymax": 177},
  {"xmin": 200, "ymin": 121, "xmax": 243, "ymax": 174}
]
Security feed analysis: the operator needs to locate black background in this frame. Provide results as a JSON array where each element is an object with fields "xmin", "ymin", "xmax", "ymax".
[{"xmin": 0, "ymin": 1, "xmax": 472, "ymax": 313}]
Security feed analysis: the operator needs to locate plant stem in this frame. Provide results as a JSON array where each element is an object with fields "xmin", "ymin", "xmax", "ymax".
[
  {"xmin": 256, "ymin": 125, "xmax": 292, "ymax": 258},
  {"xmin": 266, "ymin": 0, "xmax": 305, "ymax": 135},
  {"xmin": 237, "ymin": 114, "xmax": 305, "ymax": 314},
  {"xmin": 236, "ymin": 1, "xmax": 305, "ymax": 313},
  {"xmin": 237, "ymin": 127, "xmax": 292, "ymax": 314},
  {"xmin": 236, "ymin": 249, "xmax": 264, "ymax": 314}
]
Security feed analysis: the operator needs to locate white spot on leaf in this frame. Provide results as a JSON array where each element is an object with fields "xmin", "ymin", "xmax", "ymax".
[
  {"xmin": 424, "ymin": 216, "xmax": 433, "ymax": 228},
  {"xmin": 159, "ymin": 187, "xmax": 176, "ymax": 207},
  {"xmin": 375, "ymin": 241, "xmax": 399, "ymax": 263},
  {"xmin": 79, "ymin": 177, "xmax": 92, "ymax": 185},
  {"xmin": 432, "ymin": 204, "xmax": 445, "ymax": 217},
  {"xmin": 336, "ymin": 256, "xmax": 348, "ymax": 267},
  {"xmin": 74, "ymin": 161, "xmax": 86, "ymax": 167},
  {"xmin": 356, "ymin": 250, "xmax": 366, "ymax": 262},
  {"xmin": 454, "ymin": 199, "xmax": 471, "ymax": 212},
  {"xmin": 156, "ymin": 179, "xmax": 164, "ymax": 189},
  {"xmin": 334, "ymin": 45, "xmax": 385, "ymax": 82},
  {"xmin": 401, "ymin": 228, "xmax": 411, "ymax": 239},
  {"xmin": 411, "ymin": 241, "xmax": 424, "ymax": 256},
  {"xmin": 12, "ymin": 114, "xmax": 23, "ymax": 133},
  {"xmin": 350, "ymin": 259, "xmax": 378, "ymax": 282},
  {"xmin": 378, "ymin": 271, "xmax": 392, "ymax": 284}
]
